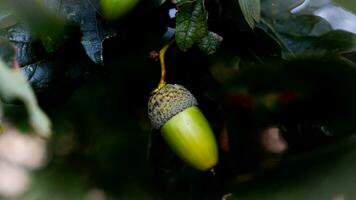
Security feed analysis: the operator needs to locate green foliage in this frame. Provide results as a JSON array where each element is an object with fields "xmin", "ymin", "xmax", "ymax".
[
  {"xmin": 259, "ymin": 15, "xmax": 356, "ymax": 58},
  {"xmin": 175, "ymin": 0, "xmax": 208, "ymax": 51},
  {"xmin": 100, "ymin": 0, "xmax": 140, "ymax": 20},
  {"xmin": 175, "ymin": 0, "xmax": 223, "ymax": 53},
  {"xmin": 0, "ymin": 59, "xmax": 51, "ymax": 138},
  {"xmin": 1, "ymin": 0, "xmax": 71, "ymax": 52},
  {"xmin": 238, "ymin": 0, "xmax": 261, "ymax": 29},
  {"xmin": 261, "ymin": 0, "xmax": 305, "ymax": 18},
  {"xmin": 175, "ymin": 0, "xmax": 197, "ymax": 6},
  {"xmin": 2, "ymin": 0, "xmax": 356, "ymax": 199},
  {"xmin": 198, "ymin": 32, "xmax": 223, "ymax": 55},
  {"xmin": 227, "ymin": 136, "xmax": 356, "ymax": 200},
  {"xmin": 0, "ymin": 13, "xmax": 17, "ymax": 29},
  {"xmin": 333, "ymin": 0, "xmax": 356, "ymax": 13}
]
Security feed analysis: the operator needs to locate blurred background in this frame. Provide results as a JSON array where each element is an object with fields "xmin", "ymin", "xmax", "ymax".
[{"xmin": 1, "ymin": 0, "xmax": 356, "ymax": 200}]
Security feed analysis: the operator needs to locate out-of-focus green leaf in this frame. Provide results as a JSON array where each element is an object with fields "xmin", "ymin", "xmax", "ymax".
[
  {"xmin": 0, "ymin": 13, "xmax": 17, "ymax": 29},
  {"xmin": 278, "ymin": 28, "xmax": 356, "ymax": 58},
  {"xmin": 150, "ymin": 0, "xmax": 167, "ymax": 7},
  {"xmin": 227, "ymin": 136, "xmax": 356, "ymax": 200},
  {"xmin": 100, "ymin": 0, "xmax": 140, "ymax": 20},
  {"xmin": 333, "ymin": 0, "xmax": 356, "ymax": 14},
  {"xmin": 238, "ymin": 0, "xmax": 261, "ymax": 29},
  {"xmin": 175, "ymin": 0, "xmax": 208, "ymax": 51},
  {"xmin": 225, "ymin": 57, "xmax": 356, "ymax": 135},
  {"xmin": 198, "ymin": 32, "xmax": 223, "ymax": 55},
  {"xmin": 261, "ymin": 0, "xmax": 305, "ymax": 18},
  {"xmin": 258, "ymin": 15, "xmax": 356, "ymax": 58},
  {"xmin": 0, "ymin": 59, "xmax": 51, "ymax": 138},
  {"xmin": 2, "ymin": 0, "xmax": 72, "ymax": 52},
  {"xmin": 175, "ymin": 0, "xmax": 197, "ymax": 6},
  {"xmin": 38, "ymin": 20, "xmax": 70, "ymax": 53},
  {"xmin": 274, "ymin": 15, "xmax": 332, "ymax": 36},
  {"xmin": 210, "ymin": 55, "xmax": 240, "ymax": 84},
  {"xmin": 0, "ymin": 37, "xmax": 17, "ymax": 68},
  {"xmin": 313, "ymin": 30, "xmax": 356, "ymax": 52}
]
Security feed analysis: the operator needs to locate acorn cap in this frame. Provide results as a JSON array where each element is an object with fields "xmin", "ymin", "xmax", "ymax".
[{"xmin": 148, "ymin": 84, "xmax": 198, "ymax": 129}]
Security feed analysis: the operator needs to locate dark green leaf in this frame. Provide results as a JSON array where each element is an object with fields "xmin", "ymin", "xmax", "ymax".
[
  {"xmin": 278, "ymin": 29, "xmax": 356, "ymax": 58},
  {"xmin": 175, "ymin": 0, "xmax": 197, "ymax": 6},
  {"xmin": 238, "ymin": 0, "xmax": 261, "ymax": 29},
  {"xmin": 227, "ymin": 136, "xmax": 356, "ymax": 200},
  {"xmin": 39, "ymin": 20, "xmax": 71, "ymax": 53},
  {"xmin": 210, "ymin": 55, "xmax": 240, "ymax": 84},
  {"xmin": 333, "ymin": 0, "xmax": 356, "ymax": 14},
  {"xmin": 274, "ymin": 15, "xmax": 332, "ymax": 36},
  {"xmin": 225, "ymin": 57, "xmax": 356, "ymax": 134},
  {"xmin": 1, "ymin": 0, "xmax": 72, "ymax": 52},
  {"xmin": 261, "ymin": 0, "xmax": 305, "ymax": 19},
  {"xmin": 198, "ymin": 32, "xmax": 223, "ymax": 55},
  {"xmin": 151, "ymin": 0, "xmax": 167, "ymax": 7},
  {"xmin": 47, "ymin": 0, "xmax": 116, "ymax": 65},
  {"xmin": 175, "ymin": 0, "xmax": 208, "ymax": 51},
  {"xmin": 258, "ymin": 15, "xmax": 356, "ymax": 58},
  {"xmin": 0, "ymin": 37, "xmax": 16, "ymax": 68},
  {"xmin": 0, "ymin": 13, "xmax": 17, "ymax": 29},
  {"xmin": 313, "ymin": 30, "xmax": 356, "ymax": 53}
]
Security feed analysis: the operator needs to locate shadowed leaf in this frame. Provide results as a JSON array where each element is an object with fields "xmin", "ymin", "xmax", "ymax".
[
  {"xmin": 175, "ymin": 0, "xmax": 208, "ymax": 51},
  {"xmin": 198, "ymin": 31, "xmax": 223, "ymax": 55},
  {"xmin": 238, "ymin": 0, "xmax": 261, "ymax": 29}
]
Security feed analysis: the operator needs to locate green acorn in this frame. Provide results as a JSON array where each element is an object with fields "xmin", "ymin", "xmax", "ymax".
[{"xmin": 148, "ymin": 84, "xmax": 218, "ymax": 171}]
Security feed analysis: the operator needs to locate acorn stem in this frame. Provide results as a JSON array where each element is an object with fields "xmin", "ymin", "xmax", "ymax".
[{"xmin": 156, "ymin": 41, "xmax": 174, "ymax": 91}]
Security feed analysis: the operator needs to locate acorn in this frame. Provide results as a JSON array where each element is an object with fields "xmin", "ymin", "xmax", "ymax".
[{"xmin": 148, "ymin": 84, "xmax": 218, "ymax": 171}]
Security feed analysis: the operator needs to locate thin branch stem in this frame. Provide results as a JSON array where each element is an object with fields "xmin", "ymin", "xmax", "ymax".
[{"xmin": 156, "ymin": 40, "xmax": 174, "ymax": 91}]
